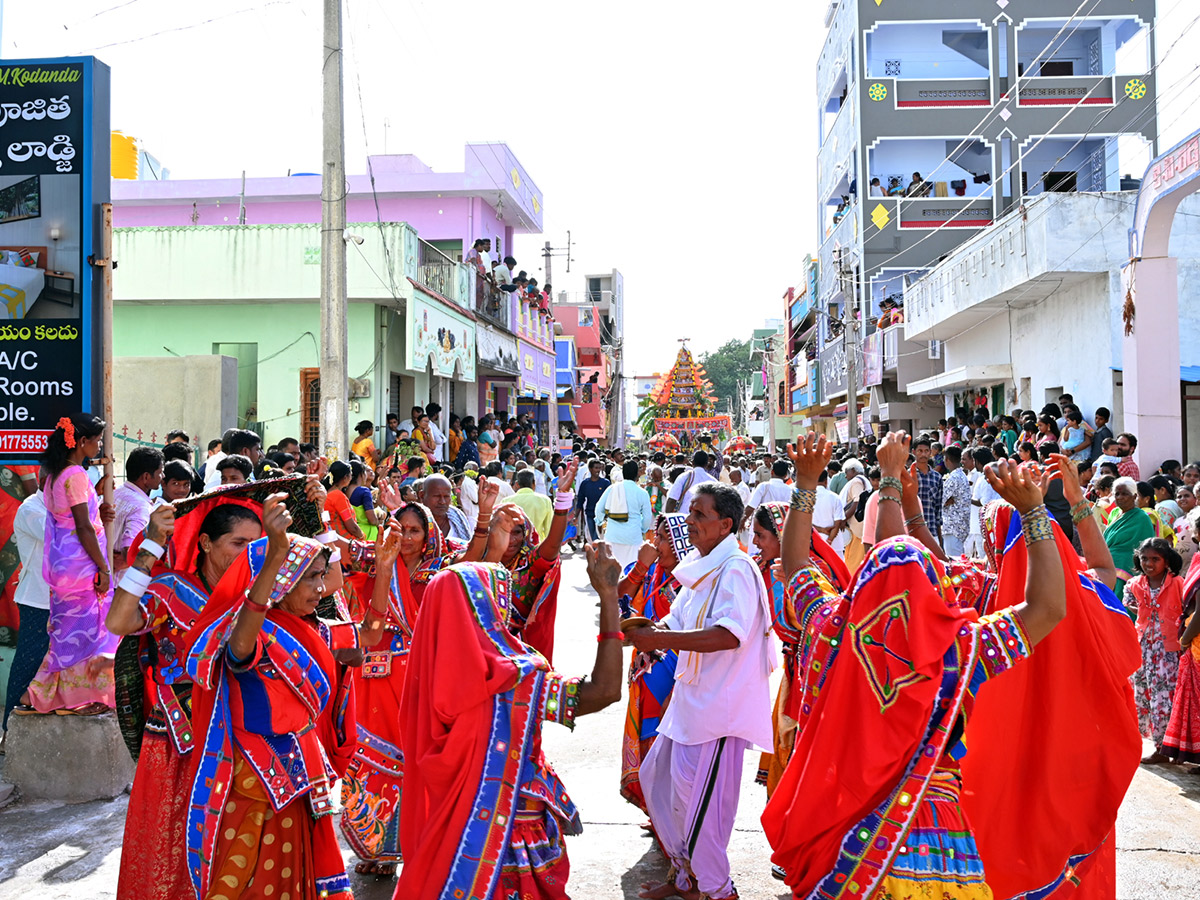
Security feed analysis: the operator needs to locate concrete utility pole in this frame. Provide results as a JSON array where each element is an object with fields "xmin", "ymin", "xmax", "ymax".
[
  {"xmin": 839, "ymin": 249, "xmax": 859, "ymax": 451},
  {"xmin": 320, "ymin": 0, "xmax": 349, "ymax": 460},
  {"xmin": 543, "ymin": 241, "xmax": 559, "ymax": 449}
]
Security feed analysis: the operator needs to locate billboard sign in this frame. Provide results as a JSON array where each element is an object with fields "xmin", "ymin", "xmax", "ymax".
[{"xmin": 0, "ymin": 57, "xmax": 109, "ymax": 462}]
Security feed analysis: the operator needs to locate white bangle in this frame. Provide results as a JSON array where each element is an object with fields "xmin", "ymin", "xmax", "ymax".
[
  {"xmin": 554, "ymin": 491, "xmax": 575, "ymax": 511},
  {"xmin": 118, "ymin": 568, "xmax": 152, "ymax": 597},
  {"xmin": 315, "ymin": 531, "xmax": 339, "ymax": 544},
  {"xmin": 322, "ymin": 511, "xmax": 331, "ymax": 524},
  {"xmin": 329, "ymin": 549, "xmax": 342, "ymax": 564},
  {"xmin": 140, "ymin": 538, "xmax": 166, "ymax": 560}
]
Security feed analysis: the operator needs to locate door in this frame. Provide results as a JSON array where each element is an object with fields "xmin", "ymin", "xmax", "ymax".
[{"xmin": 300, "ymin": 368, "xmax": 320, "ymax": 446}]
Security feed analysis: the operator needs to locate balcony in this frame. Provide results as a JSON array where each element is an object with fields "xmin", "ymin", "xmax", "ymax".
[
  {"xmin": 894, "ymin": 78, "xmax": 991, "ymax": 109},
  {"xmin": 893, "ymin": 197, "xmax": 994, "ymax": 230},
  {"xmin": 417, "ymin": 239, "xmax": 456, "ymax": 299},
  {"xmin": 1015, "ymin": 74, "xmax": 1116, "ymax": 107}
]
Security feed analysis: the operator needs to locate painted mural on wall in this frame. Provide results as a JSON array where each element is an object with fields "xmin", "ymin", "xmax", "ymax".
[
  {"xmin": 408, "ymin": 293, "xmax": 476, "ymax": 380},
  {"xmin": 477, "ymin": 324, "xmax": 519, "ymax": 375}
]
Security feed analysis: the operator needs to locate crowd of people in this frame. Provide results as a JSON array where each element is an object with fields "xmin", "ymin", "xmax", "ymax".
[{"xmin": 0, "ymin": 396, "xmax": 1194, "ymax": 899}]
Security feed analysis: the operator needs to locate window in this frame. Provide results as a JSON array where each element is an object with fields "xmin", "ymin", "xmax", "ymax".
[
  {"xmin": 389, "ymin": 372, "xmax": 403, "ymax": 417},
  {"xmin": 300, "ymin": 368, "xmax": 320, "ymax": 446},
  {"xmin": 1040, "ymin": 61, "xmax": 1074, "ymax": 77},
  {"xmin": 579, "ymin": 307, "xmax": 594, "ymax": 327}
]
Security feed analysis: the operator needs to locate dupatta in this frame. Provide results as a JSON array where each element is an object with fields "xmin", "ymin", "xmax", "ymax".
[
  {"xmin": 763, "ymin": 537, "xmax": 977, "ymax": 898},
  {"xmin": 963, "ymin": 502, "xmax": 1142, "ymax": 899},
  {"xmin": 396, "ymin": 563, "xmax": 558, "ymax": 900},
  {"xmin": 184, "ymin": 535, "xmax": 357, "ymax": 900},
  {"xmin": 503, "ymin": 504, "xmax": 562, "ymax": 662}
]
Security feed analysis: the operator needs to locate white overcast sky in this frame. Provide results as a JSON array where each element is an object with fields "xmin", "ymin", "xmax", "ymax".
[{"xmin": 5, "ymin": 0, "xmax": 1195, "ymax": 375}]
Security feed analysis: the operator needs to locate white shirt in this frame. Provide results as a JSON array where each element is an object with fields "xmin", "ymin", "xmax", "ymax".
[
  {"xmin": 970, "ymin": 475, "xmax": 1001, "ymax": 534},
  {"xmin": 494, "ymin": 263, "xmax": 512, "ymax": 286},
  {"xmin": 734, "ymin": 481, "xmax": 753, "ymax": 544},
  {"xmin": 460, "ymin": 475, "xmax": 480, "ymax": 529},
  {"xmin": 658, "ymin": 534, "xmax": 777, "ymax": 749},
  {"xmin": 428, "ymin": 419, "xmax": 448, "ymax": 462},
  {"xmin": 203, "ymin": 451, "xmax": 228, "ymax": 490},
  {"xmin": 667, "ymin": 467, "xmax": 715, "ymax": 515},
  {"xmin": 13, "ymin": 491, "xmax": 49, "ymax": 610},
  {"xmin": 870, "ymin": 183, "xmax": 885, "ymax": 197},
  {"xmin": 487, "ymin": 475, "xmax": 515, "ymax": 500},
  {"xmin": 813, "ymin": 485, "xmax": 847, "ymax": 554},
  {"xmin": 749, "ymin": 477, "xmax": 791, "ymax": 508}
]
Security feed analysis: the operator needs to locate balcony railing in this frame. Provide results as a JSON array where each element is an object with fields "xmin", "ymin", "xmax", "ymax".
[
  {"xmin": 893, "ymin": 196, "xmax": 994, "ymax": 230},
  {"xmin": 1016, "ymin": 74, "xmax": 1115, "ymax": 107},
  {"xmin": 417, "ymin": 239, "xmax": 456, "ymax": 300},
  {"xmin": 894, "ymin": 78, "xmax": 991, "ymax": 109},
  {"xmin": 476, "ymin": 283, "xmax": 511, "ymax": 329}
]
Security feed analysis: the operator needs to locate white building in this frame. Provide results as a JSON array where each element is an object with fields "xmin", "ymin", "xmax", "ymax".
[{"xmin": 903, "ymin": 191, "xmax": 1200, "ymax": 459}]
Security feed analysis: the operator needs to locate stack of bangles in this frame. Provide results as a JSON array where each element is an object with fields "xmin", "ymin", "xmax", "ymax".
[
  {"xmin": 315, "ymin": 529, "xmax": 341, "ymax": 564},
  {"xmin": 116, "ymin": 538, "xmax": 166, "ymax": 597},
  {"xmin": 1069, "ymin": 499, "xmax": 1093, "ymax": 524},
  {"xmin": 1021, "ymin": 504, "xmax": 1056, "ymax": 545},
  {"xmin": 554, "ymin": 490, "xmax": 575, "ymax": 515},
  {"xmin": 877, "ymin": 475, "xmax": 903, "ymax": 506},
  {"xmin": 627, "ymin": 559, "xmax": 649, "ymax": 582},
  {"xmin": 904, "ymin": 513, "xmax": 926, "ymax": 530},
  {"xmin": 790, "ymin": 488, "xmax": 816, "ymax": 513}
]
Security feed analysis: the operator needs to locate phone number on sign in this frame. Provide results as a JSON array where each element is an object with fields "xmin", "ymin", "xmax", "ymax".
[{"xmin": 0, "ymin": 430, "xmax": 51, "ymax": 452}]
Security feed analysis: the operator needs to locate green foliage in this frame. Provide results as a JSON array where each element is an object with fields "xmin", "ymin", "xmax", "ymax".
[{"xmin": 700, "ymin": 339, "xmax": 755, "ymax": 415}]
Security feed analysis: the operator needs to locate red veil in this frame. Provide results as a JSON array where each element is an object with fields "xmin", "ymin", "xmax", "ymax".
[
  {"xmin": 962, "ymin": 503, "xmax": 1142, "ymax": 898},
  {"xmin": 395, "ymin": 562, "xmax": 552, "ymax": 900}
]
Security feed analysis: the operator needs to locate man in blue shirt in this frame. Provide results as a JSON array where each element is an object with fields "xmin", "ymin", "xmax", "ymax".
[
  {"xmin": 576, "ymin": 459, "xmax": 611, "ymax": 542},
  {"xmin": 596, "ymin": 460, "xmax": 656, "ymax": 568}
]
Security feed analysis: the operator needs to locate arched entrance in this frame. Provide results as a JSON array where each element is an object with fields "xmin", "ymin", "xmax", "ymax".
[{"xmin": 1122, "ymin": 130, "xmax": 1200, "ymax": 469}]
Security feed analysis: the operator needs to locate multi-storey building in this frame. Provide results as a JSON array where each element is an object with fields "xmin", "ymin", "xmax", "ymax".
[
  {"xmin": 553, "ymin": 270, "xmax": 626, "ymax": 446},
  {"xmin": 809, "ymin": 0, "xmax": 1158, "ymax": 436}
]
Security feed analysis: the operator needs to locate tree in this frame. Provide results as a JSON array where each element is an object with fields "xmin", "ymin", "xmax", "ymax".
[{"xmin": 700, "ymin": 339, "xmax": 756, "ymax": 424}]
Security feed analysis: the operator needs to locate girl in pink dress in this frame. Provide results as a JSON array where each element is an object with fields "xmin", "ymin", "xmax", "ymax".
[{"xmin": 25, "ymin": 414, "xmax": 119, "ymax": 714}]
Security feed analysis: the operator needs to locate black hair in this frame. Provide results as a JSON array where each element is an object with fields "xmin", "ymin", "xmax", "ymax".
[
  {"xmin": 1096, "ymin": 407, "xmax": 1111, "ymax": 419},
  {"xmin": 216, "ymin": 454, "xmax": 253, "ymax": 479},
  {"xmin": 326, "ymin": 460, "xmax": 352, "ymax": 487},
  {"xmin": 913, "ymin": 436, "xmax": 932, "ymax": 449},
  {"xmin": 1133, "ymin": 537, "xmax": 1183, "ymax": 576},
  {"xmin": 43, "ymin": 413, "xmax": 105, "ymax": 476},
  {"xmin": 354, "ymin": 420, "xmax": 373, "ymax": 435},
  {"xmin": 349, "ymin": 459, "xmax": 367, "ymax": 483},
  {"xmin": 944, "ymin": 446, "xmax": 963, "ymax": 465},
  {"xmin": 772, "ymin": 459, "xmax": 790, "ymax": 478},
  {"xmin": 1160, "ymin": 459, "xmax": 1182, "ymax": 474},
  {"xmin": 268, "ymin": 451, "xmax": 295, "ymax": 469},
  {"xmin": 163, "ymin": 460, "xmax": 197, "ymax": 486},
  {"xmin": 426, "ymin": 402, "xmax": 442, "ymax": 416},
  {"xmin": 125, "ymin": 446, "xmax": 164, "ymax": 482},
  {"xmin": 1065, "ymin": 409, "xmax": 1083, "ymax": 424},
  {"xmin": 207, "ymin": 438, "xmax": 223, "ymax": 452},
  {"xmin": 1149, "ymin": 474, "xmax": 1176, "ymax": 496},
  {"xmin": 196, "ymin": 504, "xmax": 262, "ymax": 570},
  {"xmin": 970, "ymin": 447, "xmax": 995, "ymax": 467},
  {"xmin": 1136, "ymin": 481, "xmax": 1155, "ymax": 504},
  {"xmin": 166, "ymin": 429, "xmax": 190, "ymax": 444},
  {"xmin": 228, "ymin": 429, "xmax": 262, "ymax": 455},
  {"xmin": 827, "ymin": 460, "xmax": 842, "ymax": 472},
  {"xmin": 693, "ymin": 482, "xmax": 743, "ymax": 536},
  {"xmin": 1037, "ymin": 415, "xmax": 1061, "ymax": 439},
  {"xmin": 622, "ymin": 460, "xmax": 640, "ymax": 481},
  {"xmin": 1038, "ymin": 441, "xmax": 1061, "ymax": 458},
  {"xmin": 406, "ymin": 456, "xmax": 425, "ymax": 472},
  {"xmin": 1040, "ymin": 403, "xmax": 1062, "ymax": 419},
  {"xmin": 162, "ymin": 442, "xmax": 193, "ymax": 463},
  {"xmin": 692, "ymin": 450, "xmax": 709, "ymax": 468},
  {"xmin": 277, "ymin": 436, "xmax": 299, "ymax": 448}
]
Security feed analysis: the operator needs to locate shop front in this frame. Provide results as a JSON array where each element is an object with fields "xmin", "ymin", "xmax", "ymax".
[
  {"xmin": 477, "ymin": 324, "xmax": 520, "ymax": 418},
  {"xmin": 407, "ymin": 291, "xmax": 476, "ymax": 423}
]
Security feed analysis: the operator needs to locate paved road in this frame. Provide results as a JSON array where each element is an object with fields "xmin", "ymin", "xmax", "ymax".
[{"xmin": 1, "ymin": 548, "xmax": 1199, "ymax": 898}]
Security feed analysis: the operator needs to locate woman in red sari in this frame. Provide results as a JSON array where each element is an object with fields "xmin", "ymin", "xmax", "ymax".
[
  {"xmin": 463, "ymin": 459, "xmax": 578, "ymax": 663},
  {"xmin": 107, "ymin": 493, "xmax": 265, "ymax": 900},
  {"xmin": 340, "ymin": 502, "xmax": 450, "ymax": 875},
  {"xmin": 395, "ymin": 546, "xmax": 625, "ymax": 900},
  {"xmin": 184, "ymin": 494, "xmax": 372, "ymax": 900}
]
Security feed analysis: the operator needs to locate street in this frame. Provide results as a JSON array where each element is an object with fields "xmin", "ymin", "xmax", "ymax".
[{"xmin": 1, "ymin": 548, "xmax": 1199, "ymax": 899}]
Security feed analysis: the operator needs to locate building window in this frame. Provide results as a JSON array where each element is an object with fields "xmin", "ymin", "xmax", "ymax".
[
  {"xmin": 579, "ymin": 307, "xmax": 594, "ymax": 327},
  {"xmin": 300, "ymin": 367, "xmax": 320, "ymax": 446}
]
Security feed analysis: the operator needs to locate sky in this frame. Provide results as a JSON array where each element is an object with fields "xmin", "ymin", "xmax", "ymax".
[
  {"xmin": 2, "ymin": 0, "xmax": 825, "ymax": 377},
  {"xmin": 5, "ymin": 1, "xmax": 1194, "ymax": 377}
]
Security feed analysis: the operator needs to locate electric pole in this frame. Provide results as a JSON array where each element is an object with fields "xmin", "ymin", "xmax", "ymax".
[
  {"xmin": 839, "ymin": 249, "xmax": 859, "ymax": 451},
  {"xmin": 543, "ymin": 241, "xmax": 559, "ymax": 447},
  {"xmin": 320, "ymin": 0, "xmax": 349, "ymax": 460}
]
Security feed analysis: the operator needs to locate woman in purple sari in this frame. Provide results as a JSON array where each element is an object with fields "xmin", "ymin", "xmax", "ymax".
[{"xmin": 23, "ymin": 414, "xmax": 119, "ymax": 714}]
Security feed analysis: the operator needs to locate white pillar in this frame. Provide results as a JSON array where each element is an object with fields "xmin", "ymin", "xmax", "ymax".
[{"xmin": 1122, "ymin": 258, "xmax": 1182, "ymax": 471}]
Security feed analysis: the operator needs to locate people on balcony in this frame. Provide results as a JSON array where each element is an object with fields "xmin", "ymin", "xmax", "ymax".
[{"xmin": 906, "ymin": 171, "xmax": 933, "ymax": 198}]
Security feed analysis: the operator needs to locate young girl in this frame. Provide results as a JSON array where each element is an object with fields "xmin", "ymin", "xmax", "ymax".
[{"xmin": 1125, "ymin": 537, "xmax": 1184, "ymax": 763}]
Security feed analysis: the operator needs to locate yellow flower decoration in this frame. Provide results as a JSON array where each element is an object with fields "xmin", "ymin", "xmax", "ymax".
[
  {"xmin": 1124, "ymin": 79, "xmax": 1147, "ymax": 101},
  {"xmin": 868, "ymin": 83, "xmax": 888, "ymax": 102}
]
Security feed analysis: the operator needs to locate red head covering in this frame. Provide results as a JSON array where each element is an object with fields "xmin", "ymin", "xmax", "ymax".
[
  {"xmin": 396, "ymin": 562, "xmax": 551, "ymax": 900},
  {"xmin": 961, "ymin": 502, "xmax": 1142, "ymax": 898},
  {"xmin": 763, "ymin": 536, "xmax": 973, "ymax": 894}
]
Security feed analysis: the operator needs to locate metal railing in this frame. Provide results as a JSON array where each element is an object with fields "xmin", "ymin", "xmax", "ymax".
[{"xmin": 417, "ymin": 239, "xmax": 456, "ymax": 299}]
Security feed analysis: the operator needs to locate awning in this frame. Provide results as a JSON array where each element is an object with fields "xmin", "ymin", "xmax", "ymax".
[
  {"xmin": 580, "ymin": 424, "xmax": 605, "ymax": 439},
  {"xmin": 906, "ymin": 364, "xmax": 1013, "ymax": 396},
  {"xmin": 1117, "ymin": 365, "xmax": 1200, "ymax": 383}
]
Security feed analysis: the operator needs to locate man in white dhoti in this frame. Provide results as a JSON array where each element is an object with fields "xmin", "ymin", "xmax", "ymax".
[{"xmin": 628, "ymin": 481, "xmax": 777, "ymax": 900}]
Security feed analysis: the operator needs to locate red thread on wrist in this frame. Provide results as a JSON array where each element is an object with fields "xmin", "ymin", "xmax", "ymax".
[{"xmin": 597, "ymin": 632, "xmax": 624, "ymax": 642}]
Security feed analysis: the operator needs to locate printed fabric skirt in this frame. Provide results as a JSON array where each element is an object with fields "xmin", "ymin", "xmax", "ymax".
[
  {"xmin": 876, "ymin": 770, "xmax": 993, "ymax": 900},
  {"xmin": 499, "ymin": 799, "xmax": 570, "ymax": 900},
  {"xmin": 1163, "ymin": 650, "xmax": 1200, "ymax": 763},
  {"xmin": 1131, "ymin": 636, "xmax": 1178, "ymax": 747},
  {"xmin": 620, "ymin": 650, "xmax": 676, "ymax": 813},
  {"xmin": 116, "ymin": 732, "xmax": 194, "ymax": 900},
  {"xmin": 339, "ymin": 654, "xmax": 406, "ymax": 862}
]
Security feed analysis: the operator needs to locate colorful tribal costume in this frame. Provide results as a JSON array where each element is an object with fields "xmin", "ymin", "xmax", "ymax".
[
  {"xmin": 619, "ymin": 513, "xmax": 691, "ymax": 812},
  {"xmin": 396, "ymin": 563, "xmax": 582, "ymax": 900},
  {"xmin": 186, "ymin": 536, "xmax": 358, "ymax": 900},
  {"xmin": 116, "ymin": 492, "xmax": 264, "ymax": 900},
  {"xmin": 757, "ymin": 503, "xmax": 851, "ymax": 795},
  {"xmin": 340, "ymin": 503, "xmax": 449, "ymax": 864},
  {"xmin": 498, "ymin": 505, "xmax": 563, "ymax": 662}
]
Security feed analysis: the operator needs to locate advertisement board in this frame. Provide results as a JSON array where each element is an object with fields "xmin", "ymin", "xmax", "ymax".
[{"xmin": 0, "ymin": 57, "xmax": 109, "ymax": 462}]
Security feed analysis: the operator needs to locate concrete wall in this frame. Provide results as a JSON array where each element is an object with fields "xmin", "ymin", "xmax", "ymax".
[
  {"xmin": 113, "ymin": 354, "xmax": 237, "ymax": 467},
  {"xmin": 113, "ymin": 301, "xmax": 378, "ymax": 448}
]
